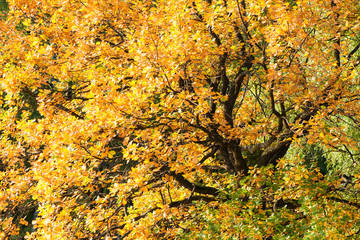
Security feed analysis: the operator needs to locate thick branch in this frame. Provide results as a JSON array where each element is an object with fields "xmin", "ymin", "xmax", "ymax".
[
  {"xmin": 207, "ymin": 25, "xmax": 221, "ymax": 46},
  {"xmin": 224, "ymin": 57, "xmax": 253, "ymax": 127},
  {"xmin": 169, "ymin": 196, "xmax": 217, "ymax": 207},
  {"xmin": 168, "ymin": 170, "xmax": 219, "ymax": 196},
  {"xmin": 347, "ymin": 42, "xmax": 360, "ymax": 60},
  {"xmin": 331, "ymin": 1, "xmax": 341, "ymax": 68},
  {"xmin": 258, "ymin": 138, "xmax": 291, "ymax": 167},
  {"xmin": 54, "ymin": 104, "xmax": 84, "ymax": 120}
]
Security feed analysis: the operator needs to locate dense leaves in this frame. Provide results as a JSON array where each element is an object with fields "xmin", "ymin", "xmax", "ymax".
[{"xmin": 1, "ymin": 0, "xmax": 360, "ymax": 239}]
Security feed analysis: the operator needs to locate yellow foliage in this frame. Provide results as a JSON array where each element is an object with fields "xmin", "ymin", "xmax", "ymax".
[{"xmin": 0, "ymin": 0, "xmax": 360, "ymax": 239}]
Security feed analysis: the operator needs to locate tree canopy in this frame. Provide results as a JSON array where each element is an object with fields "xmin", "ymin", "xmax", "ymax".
[{"xmin": 1, "ymin": 0, "xmax": 360, "ymax": 239}]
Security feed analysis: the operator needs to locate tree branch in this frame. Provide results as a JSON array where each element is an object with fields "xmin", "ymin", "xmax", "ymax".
[{"xmin": 168, "ymin": 169, "xmax": 219, "ymax": 196}]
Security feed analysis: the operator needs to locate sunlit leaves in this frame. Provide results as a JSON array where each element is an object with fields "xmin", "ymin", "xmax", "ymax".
[{"xmin": 0, "ymin": 0, "xmax": 360, "ymax": 239}]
